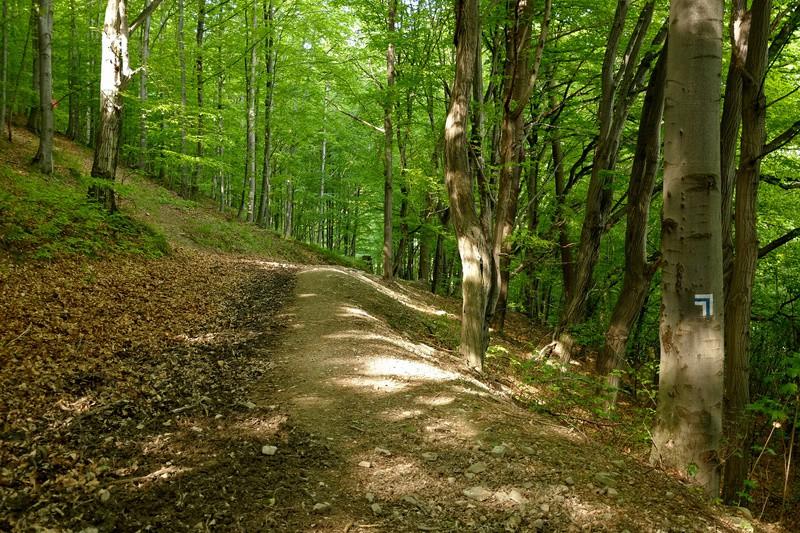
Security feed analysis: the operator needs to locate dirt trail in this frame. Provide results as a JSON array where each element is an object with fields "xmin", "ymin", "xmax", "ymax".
[{"xmin": 249, "ymin": 266, "xmax": 744, "ymax": 532}]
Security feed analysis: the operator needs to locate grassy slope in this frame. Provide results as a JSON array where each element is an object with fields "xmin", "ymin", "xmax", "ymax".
[{"xmin": 0, "ymin": 126, "xmax": 361, "ymax": 268}]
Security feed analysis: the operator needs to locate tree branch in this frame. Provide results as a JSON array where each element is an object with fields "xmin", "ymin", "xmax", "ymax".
[
  {"xmin": 328, "ymin": 101, "xmax": 384, "ymax": 133},
  {"xmin": 130, "ymin": 0, "xmax": 166, "ymax": 34},
  {"xmin": 758, "ymin": 228, "xmax": 800, "ymax": 259},
  {"xmin": 761, "ymin": 118, "xmax": 800, "ymax": 158},
  {"xmin": 761, "ymin": 173, "xmax": 800, "ymax": 190}
]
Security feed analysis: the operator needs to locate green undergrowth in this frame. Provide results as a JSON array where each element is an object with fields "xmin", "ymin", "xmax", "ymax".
[{"xmin": 0, "ymin": 165, "xmax": 169, "ymax": 261}]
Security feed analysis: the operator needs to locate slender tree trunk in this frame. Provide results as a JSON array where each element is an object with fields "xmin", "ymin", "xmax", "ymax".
[
  {"xmin": 720, "ymin": 0, "xmax": 747, "ymax": 295},
  {"xmin": 177, "ymin": 0, "xmax": 188, "ymax": 195},
  {"xmin": 650, "ymin": 0, "xmax": 724, "ymax": 497},
  {"xmin": 216, "ymin": 43, "xmax": 225, "ymax": 212},
  {"xmin": 382, "ymin": 0, "xmax": 396, "ymax": 280},
  {"xmin": 0, "ymin": 0, "xmax": 7, "ymax": 131},
  {"xmin": 284, "ymin": 179, "xmax": 293, "ymax": 237},
  {"xmin": 32, "ymin": 0, "xmax": 52, "ymax": 174},
  {"xmin": 319, "ymin": 84, "xmax": 328, "ymax": 244},
  {"xmin": 550, "ymin": 92, "xmax": 574, "ymax": 306},
  {"xmin": 722, "ymin": 0, "xmax": 771, "ymax": 505},
  {"xmin": 598, "ymin": 44, "xmax": 667, "ymax": 407},
  {"xmin": 26, "ymin": 0, "xmax": 40, "ymax": 133},
  {"xmin": 243, "ymin": 4, "xmax": 257, "ymax": 222},
  {"xmin": 192, "ymin": 0, "xmax": 205, "ymax": 197},
  {"xmin": 137, "ymin": 0, "xmax": 150, "ymax": 169},
  {"xmin": 258, "ymin": 0, "xmax": 275, "ymax": 227},
  {"xmin": 66, "ymin": 0, "xmax": 80, "ymax": 140}
]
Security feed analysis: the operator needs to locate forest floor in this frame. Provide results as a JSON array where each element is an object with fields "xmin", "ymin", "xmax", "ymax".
[{"xmin": 0, "ymin": 129, "xmax": 790, "ymax": 531}]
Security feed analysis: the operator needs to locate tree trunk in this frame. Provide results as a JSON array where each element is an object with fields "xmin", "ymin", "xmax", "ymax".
[
  {"xmin": 0, "ymin": 0, "xmax": 7, "ymax": 132},
  {"xmin": 26, "ymin": 0, "xmax": 40, "ymax": 133},
  {"xmin": 598, "ymin": 44, "xmax": 667, "ymax": 407},
  {"xmin": 192, "ymin": 0, "xmax": 205, "ymax": 198},
  {"xmin": 66, "ymin": 0, "xmax": 80, "ymax": 140},
  {"xmin": 720, "ymin": 0, "xmax": 747, "ymax": 295},
  {"xmin": 722, "ymin": 0, "xmax": 771, "ymax": 505},
  {"xmin": 137, "ymin": 0, "xmax": 150, "ymax": 169},
  {"xmin": 258, "ymin": 0, "xmax": 275, "ymax": 227},
  {"xmin": 445, "ymin": 0, "xmax": 490, "ymax": 371},
  {"xmin": 382, "ymin": 0, "xmax": 396, "ymax": 280},
  {"xmin": 284, "ymin": 180, "xmax": 293, "ymax": 238},
  {"xmin": 177, "ymin": 0, "xmax": 189, "ymax": 195},
  {"xmin": 32, "ymin": 0, "xmax": 52, "ymax": 174},
  {"xmin": 650, "ymin": 0, "xmax": 724, "ymax": 497},
  {"xmin": 243, "ymin": 4, "xmax": 257, "ymax": 222}
]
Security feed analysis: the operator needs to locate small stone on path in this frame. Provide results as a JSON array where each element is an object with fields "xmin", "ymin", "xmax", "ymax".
[
  {"xmin": 422, "ymin": 452, "xmax": 438, "ymax": 461},
  {"xmin": 467, "ymin": 461, "xmax": 487, "ymax": 474},
  {"xmin": 358, "ymin": 460, "xmax": 372, "ymax": 468},
  {"xmin": 261, "ymin": 445, "xmax": 277, "ymax": 456},
  {"xmin": 374, "ymin": 447, "xmax": 392, "ymax": 456},
  {"xmin": 491, "ymin": 445, "xmax": 507, "ymax": 457},
  {"xmin": 312, "ymin": 502, "xmax": 331, "ymax": 514},
  {"xmin": 463, "ymin": 486, "xmax": 493, "ymax": 502}
]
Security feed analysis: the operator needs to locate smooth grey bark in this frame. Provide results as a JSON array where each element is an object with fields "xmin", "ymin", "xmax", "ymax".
[
  {"xmin": 32, "ymin": 0, "xmax": 52, "ymax": 174},
  {"xmin": 650, "ymin": 0, "xmax": 724, "ymax": 497}
]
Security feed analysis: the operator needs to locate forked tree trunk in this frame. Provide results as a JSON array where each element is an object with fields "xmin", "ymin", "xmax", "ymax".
[
  {"xmin": 382, "ymin": 0, "xmax": 396, "ymax": 280},
  {"xmin": 598, "ymin": 44, "xmax": 667, "ymax": 407},
  {"xmin": 445, "ymin": 0, "xmax": 490, "ymax": 371},
  {"xmin": 32, "ymin": 0, "xmax": 52, "ymax": 174},
  {"xmin": 722, "ymin": 0, "xmax": 771, "ymax": 505},
  {"xmin": 650, "ymin": 0, "xmax": 724, "ymax": 497}
]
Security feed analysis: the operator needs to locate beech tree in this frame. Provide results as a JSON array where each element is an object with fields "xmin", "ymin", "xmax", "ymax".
[{"xmin": 650, "ymin": 0, "xmax": 724, "ymax": 496}]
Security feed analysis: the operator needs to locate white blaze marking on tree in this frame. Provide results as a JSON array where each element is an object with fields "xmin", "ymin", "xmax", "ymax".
[{"xmin": 694, "ymin": 293, "xmax": 714, "ymax": 318}]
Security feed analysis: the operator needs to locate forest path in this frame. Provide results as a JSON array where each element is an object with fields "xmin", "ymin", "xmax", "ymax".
[{"xmin": 248, "ymin": 265, "xmax": 741, "ymax": 532}]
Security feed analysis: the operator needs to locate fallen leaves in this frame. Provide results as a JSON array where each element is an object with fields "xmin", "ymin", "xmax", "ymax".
[{"xmin": 0, "ymin": 249, "xmax": 296, "ymax": 530}]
